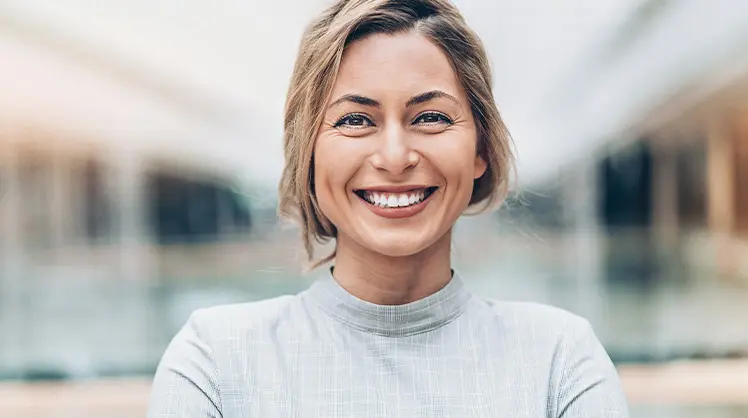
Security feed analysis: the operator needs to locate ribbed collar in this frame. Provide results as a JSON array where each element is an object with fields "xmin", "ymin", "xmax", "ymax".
[{"xmin": 306, "ymin": 268, "xmax": 472, "ymax": 337}]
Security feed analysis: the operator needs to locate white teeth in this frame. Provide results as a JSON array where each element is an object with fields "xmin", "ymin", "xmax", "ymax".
[{"xmin": 363, "ymin": 189, "xmax": 430, "ymax": 208}]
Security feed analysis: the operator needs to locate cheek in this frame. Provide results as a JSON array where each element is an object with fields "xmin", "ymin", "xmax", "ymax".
[
  {"xmin": 429, "ymin": 135, "xmax": 480, "ymax": 180},
  {"xmin": 313, "ymin": 145, "xmax": 335, "ymax": 205},
  {"xmin": 313, "ymin": 138, "xmax": 358, "ymax": 212}
]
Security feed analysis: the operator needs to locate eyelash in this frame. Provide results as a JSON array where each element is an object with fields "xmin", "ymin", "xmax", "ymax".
[
  {"xmin": 414, "ymin": 112, "xmax": 453, "ymax": 125},
  {"xmin": 333, "ymin": 112, "xmax": 453, "ymax": 128},
  {"xmin": 334, "ymin": 113, "xmax": 372, "ymax": 128}
]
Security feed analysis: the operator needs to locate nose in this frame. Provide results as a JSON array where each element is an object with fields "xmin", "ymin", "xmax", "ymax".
[{"xmin": 370, "ymin": 125, "xmax": 419, "ymax": 174}]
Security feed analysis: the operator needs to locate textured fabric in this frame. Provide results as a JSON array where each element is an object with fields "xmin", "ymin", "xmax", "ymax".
[{"xmin": 148, "ymin": 272, "xmax": 630, "ymax": 417}]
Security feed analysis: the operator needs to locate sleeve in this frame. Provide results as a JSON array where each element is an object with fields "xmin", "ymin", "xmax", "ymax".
[
  {"xmin": 147, "ymin": 310, "xmax": 223, "ymax": 418},
  {"xmin": 555, "ymin": 318, "xmax": 630, "ymax": 417}
]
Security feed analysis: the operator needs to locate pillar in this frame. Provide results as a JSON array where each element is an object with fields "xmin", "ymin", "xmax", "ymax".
[
  {"xmin": 49, "ymin": 154, "xmax": 73, "ymax": 252},
  {"xmin": 107, "ymin": 150, "xmax": 151, "ymax": 282},
  {"xmin": 0, "ymin": 132, "xmax": 24, "ymax": 368},
  {"xmin": 105, "ymin": 149, "xmax": 155, "ymax": 362},
  {"xmin": 562, "ymin": 159, "xmax": 605, "ymax": 331},
  {"xmin": 706, "ymin": 117, "xmax": 735, "ymax": 236}
]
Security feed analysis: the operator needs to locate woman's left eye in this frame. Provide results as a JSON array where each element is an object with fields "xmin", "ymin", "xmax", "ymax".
[{"xmin": 414, "ymin": 112, "xmax": 452, "ymax": 125}]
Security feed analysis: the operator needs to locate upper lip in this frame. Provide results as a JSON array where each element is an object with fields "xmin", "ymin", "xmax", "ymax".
[{"xmin": 354, "ymin": 185, "xmax": 436, "ymax": 193}]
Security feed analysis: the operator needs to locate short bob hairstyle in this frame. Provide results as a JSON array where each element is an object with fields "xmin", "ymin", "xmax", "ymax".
[{"xmin": 278, "ymin": 0, "xmax": 514, "ymax": 267}]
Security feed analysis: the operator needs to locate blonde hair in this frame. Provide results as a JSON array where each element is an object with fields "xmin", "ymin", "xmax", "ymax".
[{"xmin": 278, "ymin": 0, "xmax": 515, "ymax": 267}]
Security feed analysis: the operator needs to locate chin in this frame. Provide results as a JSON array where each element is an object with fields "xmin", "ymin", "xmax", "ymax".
[
  {"xmin": 368, "ymin": 242, "xmax": 425, "ymax": 258},
  {"xmin": 360, "ymin": 230, "xmax": 439, "ymax": 258}
]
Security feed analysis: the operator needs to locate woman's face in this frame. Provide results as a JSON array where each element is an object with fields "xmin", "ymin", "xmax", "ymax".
[{"xmin": 314, "ymin": 32, "xmax": 486, "ymax": 258}]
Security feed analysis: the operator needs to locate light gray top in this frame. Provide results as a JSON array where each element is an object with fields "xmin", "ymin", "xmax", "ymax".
[{"xmin": 147, "ymin": 272, "xmax": 630, "ymax": 417}]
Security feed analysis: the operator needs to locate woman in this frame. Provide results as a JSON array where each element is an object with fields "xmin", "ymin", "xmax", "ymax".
[{"xmin": 148, "ymin": 0, "xmax": 630, "ymax": 416}]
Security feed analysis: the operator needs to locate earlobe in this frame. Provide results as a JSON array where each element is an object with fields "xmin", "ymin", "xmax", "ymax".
[{"xmin": 473, "ymin": 155, "xmax": 488, "ymax": 179}]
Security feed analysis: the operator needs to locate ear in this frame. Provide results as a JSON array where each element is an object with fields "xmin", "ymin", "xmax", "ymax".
[{"xmin": 473, "ymin": 154, "xmax": 488, "ymax": 180}]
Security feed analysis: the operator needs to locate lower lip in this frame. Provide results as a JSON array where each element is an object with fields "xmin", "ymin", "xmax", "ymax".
[{"xmin": 357, "ymin": 191, "xmax": 435, "ymax": 219}]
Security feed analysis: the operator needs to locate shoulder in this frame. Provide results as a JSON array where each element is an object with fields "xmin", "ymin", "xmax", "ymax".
[
  {"xmin": 470, "ymin": 298, "xmax": 599, "ymax": 356},
  {"xmin": 186, "ymin": 294, "xmax": 298, "ymax": 336},
  {"xmin": 461, "ymin": 298, "xmax": 626, "ymax": 408},
  {"xmin": 474, "ymin": 304, "xmax": 629, "ymax": 415},
  {"xmin": 150, "ymin": 297, "xmax": 301, "ymax": 415},
  {"xmin": 479, "ymin": 298, "xmax": 593, "ymax": 335}
]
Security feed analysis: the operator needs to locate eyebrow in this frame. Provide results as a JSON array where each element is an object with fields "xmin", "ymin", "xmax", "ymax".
[
  {"xmin": 406, "ymin": 90, "xmax": 460, "ymax": 107},
  {"xmin": 328, "ymin": 90, "xmax": 460, "ymax": 109},
  {"xmin": 329, "ymin": 94, "xmax": 381, "ymax": 109}
]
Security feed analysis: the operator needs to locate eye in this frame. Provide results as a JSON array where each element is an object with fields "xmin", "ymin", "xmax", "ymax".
[
  {"xmin": 334, "ymin": 113, "xmax": 375, "ymax": 129},
  {"xmin": 413, "ymin": 112, "xmax": 452, "ymax": 125}
]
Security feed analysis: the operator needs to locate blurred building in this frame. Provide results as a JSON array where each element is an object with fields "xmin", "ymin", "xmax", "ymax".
[
  {"xmin": 531, "ymin": 0, "xmax": 748, "ymax": 285},
  {"xmin": 630, "ymin": 74, "xmax": 748, "ymax": 280},
  {"xmin": 0, "ymin": 12, "xmax": 282, "ymax": 378}
]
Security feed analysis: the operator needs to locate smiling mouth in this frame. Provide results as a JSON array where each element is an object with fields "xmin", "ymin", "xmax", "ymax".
[{"xmin": 354, "ymin": 186, "xmax": 438, "ymax": 208}]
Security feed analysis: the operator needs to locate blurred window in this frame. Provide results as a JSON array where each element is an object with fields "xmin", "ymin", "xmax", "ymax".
[
  {"xmin": 146, "ymin": 172, "xmax": 251, "ymax": 244},
  {"xmin": 600, "ymin": 141, "xmax": 653, "ymax": 228}
]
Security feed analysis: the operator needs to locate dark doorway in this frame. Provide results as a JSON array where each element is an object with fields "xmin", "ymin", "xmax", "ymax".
[{"xmin": 599, "ymin": 141, "xmax": 657, "ymax": 286}]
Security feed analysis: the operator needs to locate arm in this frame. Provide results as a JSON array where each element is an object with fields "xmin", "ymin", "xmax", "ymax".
[
  {"xmin": 147, "ymin": 310, "xmax": 222, "ymax": 418},
  {"xmin": 555, "ymin": 319, "xmax": 630, "ymax": 417}
]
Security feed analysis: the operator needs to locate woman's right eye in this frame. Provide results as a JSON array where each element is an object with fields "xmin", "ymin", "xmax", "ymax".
[{"xmin": 334, "ymin": 114, "xmax": 374, "ymax": 129}]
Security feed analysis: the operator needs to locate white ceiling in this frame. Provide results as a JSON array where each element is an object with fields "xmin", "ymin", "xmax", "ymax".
[{"xmin": 2, "ymin": 0, "xmax": 745, "ymax": 190}]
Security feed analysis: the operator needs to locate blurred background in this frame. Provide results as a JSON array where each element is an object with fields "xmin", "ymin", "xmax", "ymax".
[{"xmin": 1, "ymin": 0, "xmax": 748, "ymax": 416}]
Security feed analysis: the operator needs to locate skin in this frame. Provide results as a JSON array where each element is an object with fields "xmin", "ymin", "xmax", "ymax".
[{"xmin": 313, "ymin": 32, "xmax": 486, "ymax": 305}]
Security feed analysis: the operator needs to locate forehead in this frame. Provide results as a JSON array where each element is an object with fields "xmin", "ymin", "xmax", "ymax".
[{"xmin": 333, "ymin": 32, "xmax": 463, "ymax": 100}]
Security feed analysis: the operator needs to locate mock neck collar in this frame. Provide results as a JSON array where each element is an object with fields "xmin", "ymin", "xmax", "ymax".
[{"xmin": 305, "ymin": 268, "xmax": 472, "ymax": 337}]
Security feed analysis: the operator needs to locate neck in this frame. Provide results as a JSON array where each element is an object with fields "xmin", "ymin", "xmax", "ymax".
[{"xmin": 331, "ymin": 230, "xmax": 453, "ymax": 305}]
